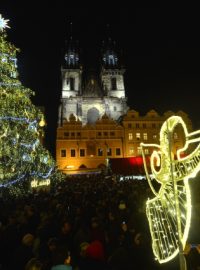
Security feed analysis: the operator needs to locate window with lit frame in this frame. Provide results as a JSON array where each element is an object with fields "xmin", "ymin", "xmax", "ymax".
[
  {"xmin": 143, "ymin": 133, "xmax": 148, "ymax": 140},
  {"xmin": 136, "ymin": 133, "xmax": 141, "ymax": 140},
  {"xmin": 128, "ymin": 133, "xmax": 133, "ymax": 140}
]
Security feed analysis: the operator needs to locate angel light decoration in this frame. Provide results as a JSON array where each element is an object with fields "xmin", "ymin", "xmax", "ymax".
[{"xmin": 141, "ymin": 115, "xmax": 200, "ymax": 264}]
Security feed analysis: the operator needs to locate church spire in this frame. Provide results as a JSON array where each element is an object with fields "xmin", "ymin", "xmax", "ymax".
[
  {"xmin": 64, "ymin": 22, "xmax": 80, "ymax": 68},
  {"xmin": 101, "ymin": 25, "xmax": 119, "ymax": 68}
]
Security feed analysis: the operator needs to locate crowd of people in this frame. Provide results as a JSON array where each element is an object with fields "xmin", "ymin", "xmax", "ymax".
[{"xmin": 0, "ymin": 173, "xmax": 200, "ymax": 270}]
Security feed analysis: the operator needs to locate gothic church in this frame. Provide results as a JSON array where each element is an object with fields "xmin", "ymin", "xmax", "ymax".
[{"xmin": 58, "ymin": 38, "xmax": 129, "ymax": 126}]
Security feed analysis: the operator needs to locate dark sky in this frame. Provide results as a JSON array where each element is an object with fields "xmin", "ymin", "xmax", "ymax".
[{"xmin": 1, "ymin": 4, "xmax": 200, "ymax": 155}]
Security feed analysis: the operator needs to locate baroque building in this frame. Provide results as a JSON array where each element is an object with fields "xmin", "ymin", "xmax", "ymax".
[{"xmin": 56, "ymin": 39, "xmax": 192, "ymax": 174}]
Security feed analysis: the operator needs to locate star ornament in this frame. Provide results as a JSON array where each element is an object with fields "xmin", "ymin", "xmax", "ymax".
[{"xmin": 0, "ymin": 14, "xmax": 10, "ymax": 31}]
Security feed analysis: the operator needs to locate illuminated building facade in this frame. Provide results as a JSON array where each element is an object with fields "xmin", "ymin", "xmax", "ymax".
[
  {"xmin": 56, "ymin": 39, "xmax": 192, "ymax": 173},
  {"xmin": 122, "ymin": 109, "xmax": 192, "ymax": 159},
  {"xmin": 56, "ymin": 108, "xmax": 192, "ymax": 173}
]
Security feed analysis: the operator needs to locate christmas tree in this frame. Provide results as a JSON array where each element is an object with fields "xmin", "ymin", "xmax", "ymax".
[{"xmin": 0, "ymin": 14, "xmax": 55, "ymax": 188}]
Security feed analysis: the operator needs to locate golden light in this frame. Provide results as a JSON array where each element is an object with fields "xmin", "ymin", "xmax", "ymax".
[
  {"xmin": 31, "ymin": 179, "xmax": 50, "ymax": 188},
  {"xmin": 66, "ymin": 165, "xmax": 74, "ymax": 169},
  {"xmin": 39, "ymin": 116, "xmax": 45, "ymax": 127},
  {"xmin": 141, "ymin": 116, "xmax": 200, "ymax": 264}
]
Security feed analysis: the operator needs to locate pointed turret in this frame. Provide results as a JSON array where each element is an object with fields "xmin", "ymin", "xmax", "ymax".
[
  {"xmin": 102, "ymin": 38, "xmax": 119, "ymax": 68},
  {"xmin": 63, "ymin": 23, "xmax": 80, "ymax": 68},
  {"xmin": 101, "ymin": 33, "xmax": 125, "ymax": 99}
]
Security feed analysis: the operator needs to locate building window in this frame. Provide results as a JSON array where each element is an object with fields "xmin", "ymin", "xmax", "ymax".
[
  {"xmin": 70, "ymin": 77, "xmax": 75, "ymax": 90},
  {"xmin": 64, "ymin": 132, "xmax": 69, "ymax": 137},
  {"xmin": 152, "ymin": 123, "xmax": 156, "ymax": 128},
  {"xmin": 61, "ymin": 149, "xmax": 66, "ymax": 157},
  {"xmin": 116, "ymin": 148, "xmax": 121, "ymax": 156},
  {"xmin": 111, "ymin": 78, "xmax": 117, "ymax": 90},
  {"xmin": 104, "ymin": 132, "xmax": 108, "ymax": 136},
  {"xmin": 136, "ymin": 123, "xmax": 140, "ymax": 128},
  {"xmin": 97, "ymin": 132, "xmax": 102, "ymax": 136},
  {"xmin": 143, "ymin": 123, "xmax": 146, "ymax": 128},
  {"xmin": 136, "ymin": 133, "xmax": 141, "ymax": 140},
  {"xmin": 144, "ymin": 149, "xmax": 149, "ymax": 155},
  {"xmin": 113, "ymin": 106, "xmax": 117, "ymax": 111},
  {"xmin": 128, "ymin": 133, "xmax": 133, "ymax": 140},
  {"xmin": 129, "ymin": 147, "xmax": 134, "ymax": 155},
  {"xmin": 107, "ymin": 148, "xmax": 112, "ymax": 156},
  {"xmin": 80, "ymin": 149, "xmax": 85, "ymax": 157},
  {"xmin": 71, "ymin": 132, "xmax": 75, "ymax": 137},
  {"xmin": 110, "ymin": 132, "xmax": 115, "ymax": 136},
  {"xmin": 71, "ymin": 149, "xmax": 76, "ymax": 157},
  {"xmin": 98, "ymin": 148, "xmax": 103, "ymax": 156},
  {"xmin": 143, "ymin": 133, "xmax": 148, "ymax": 140},
  {"xmin": 77, "ymin": 132, "xmax": 81, "ymax": 137},
  {"xmin": 128, "ymin": 123, "xmax": 132, "ymax": 129},
  {"xmin": 137, "ymin": 147, "xmax": 142, "ymax": 155}
]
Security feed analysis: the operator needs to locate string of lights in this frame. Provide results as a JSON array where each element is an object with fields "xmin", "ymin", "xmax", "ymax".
[
  {"xmin": 0, "ymin": 14, "xmax": 55, "ymax": 188},
  {"xmin": 141, "ymin": 115, "xmax": 200, "ymax": 266}
]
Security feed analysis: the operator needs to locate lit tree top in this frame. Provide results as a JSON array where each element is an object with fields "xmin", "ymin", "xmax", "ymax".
[{"xmin": 0, "ymin": 14, "xmax": 10, "ymax": 31}]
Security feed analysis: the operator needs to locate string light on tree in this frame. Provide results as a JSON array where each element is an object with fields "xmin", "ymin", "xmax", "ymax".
[
  {"xmin": 0, "ymin": 14, "xmax": 55, "ymax": 188},
  {"xmin": 141, "ymin": 116, "xmax": 200, "ymax": 268}
]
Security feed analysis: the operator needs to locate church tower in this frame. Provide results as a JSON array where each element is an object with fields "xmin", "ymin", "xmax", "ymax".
[
  {"xmin": 100, "ymin": 38, "xmax": 128, "ymax": 120},
  {"xmin": 101, "ymin": 39, "xmax": 125, "ymax": 98},
  {"xmin": 58, "ymin": 35, "xmax": 82, "ymax": 126}
]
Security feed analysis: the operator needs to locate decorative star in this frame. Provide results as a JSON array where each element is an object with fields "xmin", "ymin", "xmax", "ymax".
[{"xmin": 0, "ymin": 14, "xmax": 10, "ymax": 31}]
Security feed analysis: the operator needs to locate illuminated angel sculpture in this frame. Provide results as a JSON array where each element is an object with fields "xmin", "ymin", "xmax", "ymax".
[{"xmin": 141, "ymin": 116, "xmax": 200, "ymax": 264}]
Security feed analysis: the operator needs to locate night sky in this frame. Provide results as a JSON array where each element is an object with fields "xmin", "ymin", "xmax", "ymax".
[{"xmin": 1, "ymin": 4, "xmax": 200, "ymax": 156}]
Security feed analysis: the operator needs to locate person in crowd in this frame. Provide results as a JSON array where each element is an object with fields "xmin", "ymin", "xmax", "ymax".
[{"xmin": 25, "ymin": 257, "xmax": 43, "ymax": 270}]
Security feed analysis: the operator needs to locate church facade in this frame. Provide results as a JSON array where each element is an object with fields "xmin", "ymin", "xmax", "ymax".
[
  {"xmin": 58, "ymin": 39, "xmax": 128, "ymax": 126},
  {"xmin": 56, "ymin": 39, "xmax": 192, "ymax": 174}
]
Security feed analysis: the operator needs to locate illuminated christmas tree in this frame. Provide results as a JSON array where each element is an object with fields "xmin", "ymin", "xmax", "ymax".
[{"xmin": 0, "ymin": 14, "xmax": 55, "ymax": 188}]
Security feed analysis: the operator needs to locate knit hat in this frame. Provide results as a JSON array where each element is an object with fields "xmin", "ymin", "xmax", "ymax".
[{"xmin": 85, "ymin": 240, "xmax": 104, "ymax": 261}]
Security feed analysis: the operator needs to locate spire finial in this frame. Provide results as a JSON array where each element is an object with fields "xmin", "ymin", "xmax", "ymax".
[{"xmin": 70, "ymin": 22, "xmax": 73, "ymax": 40}]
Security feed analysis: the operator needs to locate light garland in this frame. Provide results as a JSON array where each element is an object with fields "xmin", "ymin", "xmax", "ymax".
[
  {"xmin": 141, "ymin": 116, "xmax": 200, "ymax": 264},
  {"xmin": 0, "ymin": 14, "xmax": 55, "ymax": 189}
]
